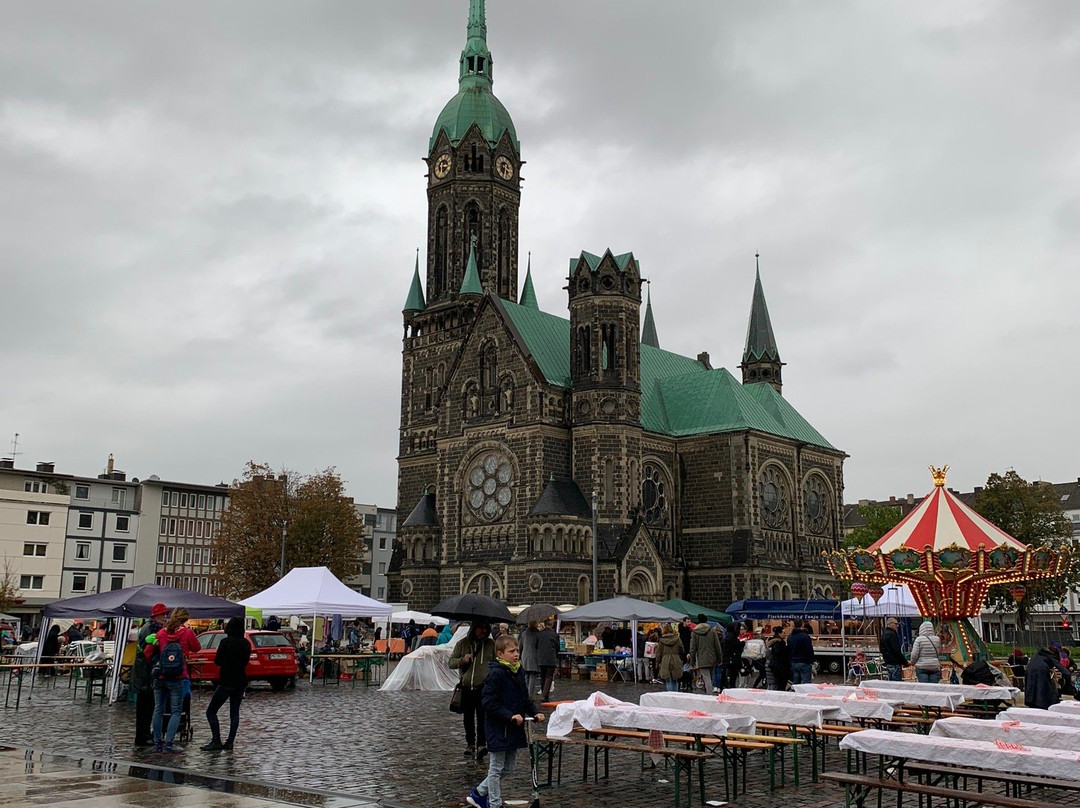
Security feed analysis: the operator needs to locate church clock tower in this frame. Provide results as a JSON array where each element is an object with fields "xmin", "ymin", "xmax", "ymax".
[{"xmin": 425, "ymin": 0, "xmax": 522, "ymax": 304}]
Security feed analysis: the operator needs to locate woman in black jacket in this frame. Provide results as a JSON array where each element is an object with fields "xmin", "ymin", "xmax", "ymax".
[
  {"xmin": 40, "ymin": 625, "xmax": 62, "ymax": 676},
  {"xmin": 200, "ymin": 617, "xmax": 251, "ymax": 751}
]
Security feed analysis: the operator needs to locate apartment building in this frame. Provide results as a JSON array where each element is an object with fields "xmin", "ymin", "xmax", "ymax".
[
  {"xmin": 354, "ymin": 503, "xmax": 396, "ymax": 600},
  {"xmin": 135, "ymin": 476, "xmax": 230, "ymax": 597},
  {"xmin": 0, "ymin": 460, "xmax": 69, "ymax": 611}
]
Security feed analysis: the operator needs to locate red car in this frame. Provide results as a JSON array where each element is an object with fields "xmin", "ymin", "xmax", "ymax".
[{"xmin": 190, "ymin": 630, "xmax": 298, "ymax": 691}]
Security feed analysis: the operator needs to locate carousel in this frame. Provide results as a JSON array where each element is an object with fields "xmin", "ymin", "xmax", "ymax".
[{"xmin": 826, "ymin": 465, "xmax": 1070, "ymax": 663}]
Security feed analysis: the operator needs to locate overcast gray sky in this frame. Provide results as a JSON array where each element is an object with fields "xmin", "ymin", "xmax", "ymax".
[{"xmin": 2, "ymin": 1, "xmax": 1078, "ymax": 507}]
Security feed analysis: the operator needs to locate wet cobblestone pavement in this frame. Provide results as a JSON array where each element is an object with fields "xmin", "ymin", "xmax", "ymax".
[{"xmin": 5, "ymin": 671, "xmax": 1078, "ymax": 808}]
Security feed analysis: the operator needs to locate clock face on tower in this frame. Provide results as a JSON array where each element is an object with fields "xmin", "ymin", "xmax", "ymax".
[
  {"xmin": 433, "ymin": 153, "xmax": 452, "ymax": 179},
  {"xmin": 495, "ymin": 156, "xmax": 513, "ymax": 180}
]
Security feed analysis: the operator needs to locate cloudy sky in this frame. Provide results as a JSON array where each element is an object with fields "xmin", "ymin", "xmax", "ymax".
[{"xmin": 2, "ymin": 1, "xmax": 1078, "ymax": 508}]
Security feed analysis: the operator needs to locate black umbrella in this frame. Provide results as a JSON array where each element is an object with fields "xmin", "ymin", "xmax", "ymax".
[
  {"xmin": 431, "ymin": 594, "xmax": 513, "ymax": 623},
  {"xmin": 515, "ymin": 603, "xmax": 560, "ymax": 625}
]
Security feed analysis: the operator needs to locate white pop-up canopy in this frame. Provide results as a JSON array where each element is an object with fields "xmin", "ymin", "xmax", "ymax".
[
  {"xmin": 391, "ymin": 610, "xmax": 448, "ymax": 626},
  {"xmin": 239, "ymin": 566, "xmax": 393, "ymax": 617}
]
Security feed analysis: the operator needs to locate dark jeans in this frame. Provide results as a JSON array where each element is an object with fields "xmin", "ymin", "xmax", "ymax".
[
  {"xmin": 206, "ymin": 685, "xmax": 244, "ymax": 744},
  {"xmin": 539, "ymin": 665, "xmax": 556, "ymax": 702},
  {"xmin": 152, "ymin": 680, "xmax": 185, "ymax": 745},
  {"xmin": 135, "ymin": 687, "xmax": 155, "ymax": 744},
  {"xmin": 460, "ymin": 684, "xmax": 486, "ymax": 748},
  {"xmin": 885, "ymin": 664, "xmax": 904, "ymax": 681}
]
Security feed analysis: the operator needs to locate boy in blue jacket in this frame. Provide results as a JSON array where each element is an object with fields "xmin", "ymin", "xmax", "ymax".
[{"xmin": 466, "ymin": 634, "xmax": 545, "ymax": 808}]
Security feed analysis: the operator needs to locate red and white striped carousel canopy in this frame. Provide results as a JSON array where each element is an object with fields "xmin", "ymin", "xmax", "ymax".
[{"xmin": 868, "ymin": 476, "xmax": 1027, "ymax": 554}]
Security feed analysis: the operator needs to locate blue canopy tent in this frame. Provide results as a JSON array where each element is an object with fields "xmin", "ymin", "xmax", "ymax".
[{"xmin": 726, "ymin": 599, "xmax": 841, "ymax": 622}]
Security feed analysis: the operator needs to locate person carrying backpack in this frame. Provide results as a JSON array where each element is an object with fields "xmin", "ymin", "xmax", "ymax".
[
  {"xmin": 132, "ymin": 602, "xmax": 169, "ymax": 747},
  {"xmin": 146, "ymin": 607, "xmax": 201, "ymax": 753}
]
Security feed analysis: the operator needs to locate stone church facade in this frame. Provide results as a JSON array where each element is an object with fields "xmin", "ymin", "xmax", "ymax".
[{"xmin": 389, "ymin": 0, "xmax": 846, "ymax": 611}]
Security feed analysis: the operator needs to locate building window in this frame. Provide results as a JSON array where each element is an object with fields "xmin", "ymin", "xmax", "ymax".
[
  {"xmin": 111, "ymin": 488, "xmax": 126, "ymax": 508},
  {"xmin": 198, "ymin": 494, "xmax": 206, "ymax": 509},
  {"xmin": 379, "ymin": 537, "xmax": 387, "ymax": 550},
  {"xmin": 193, "ymin": 548, "xmax": 202, "ymax": 565},
  {"xmin": 23, "ymin": 543, "xmax": 46, "ymax": 557},
  {"xmin": 187, "ymin": 519, "xmax": 194, "ymax": 535},
  {"xmin": 195, "ymin": 520, "xmax": 203, "ymax": 538},
  {"xmin": 205, "ymin": 521, "xmax": 213, "ymax": 537},
  {"xmin": 110, "ymin": 575, "xmax": 124, "ymax": 591},
  {"xmin": 171, "ymin": 492, "xmax": 178, "ymax": 507},
  {"xmin": 378, "ymin": 562, "xmax": 386, "ymax": 574},
  {"xmin": 19, "ymin": 575, "xmax": 44, "ymax": 590},
  {"xmin": 162, "ymin": 491, "xmax": 169, "ymax": 506},
  {"xmin": 112, "ymin": 544, "xmax": 127, "ymax": 562},
  {"xmin": 178, "ymin": 520, "xmax": 186, "ymax": 538},
  {"xmin": 165, "ymin": 576, "xmax": 173, "ymax": 587},
  {"xmin": 72, "ymin": 574, "xmax": 87, "ymax": 592},
  {"xmin": 116, "ymin": 515, "xmax": 130, "ymax": 532},
  {"xmin": 26, "ymin": 511, "xmax": 50, "ymax": 525},
  {"xmin": 184, "ymin": 549, "xmax": 192, "ymax": 565},
  {"xmin": 78, "ymin": 512, "xmax": 93, "ymax": 530},
  {"xmin": 24, "ymin": 480, "xmax": 48, "ymax": 493},
  {"xmin": 168, "ymin": 518, "xmax": 177, "ymax": 536},
  {"xmin": 180, "ymin": 493, "xmax": 188, "ymax": 508},
  {"xmin": 208, "ymin": 550, "xmax": 216, "ymax": 565},
  {"xmin": 157, "ymin": 545, "xmax": 165, "ymax": 563},
  {"xmin": 75, "ymin": 485, "xmax": 90, "ymax": 500},
  {"xmin": 155, "ymin": 576, "xmax": 163, "ymax": 586},
  {"xmin": 75, "ymin": 542, "xmax": 91, "ymax": 560},
  {"xmin": 159, "ymin": 517, "xmax": 167, "ymax": 535},
  {"xmin": 166, "ymin": 546, "xmax": 175, "ymax": 563}
]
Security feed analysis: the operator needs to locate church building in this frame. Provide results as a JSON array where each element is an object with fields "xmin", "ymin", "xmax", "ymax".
[{"xmin": 389, "ymin": 0, "xmax": 846, "ymax": 610}]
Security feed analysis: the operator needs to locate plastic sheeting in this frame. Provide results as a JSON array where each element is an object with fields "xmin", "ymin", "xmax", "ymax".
[
  {"xmin": 721, "ymin": 687, "xmax": 895, "ymax": 721},
  {"xmin": 641, "ymin": 691, "xmax": 847, "ymax": 727},
  {"xmin": 792, "ymin": 683, "xmax": 965, "ymax": 709},
  {"xmin": 840, "ymin": 728, "xmax": 1080, "ymax": 781},
  {"xmin": 871, "ymin": 679, "xmax": 1017, "ymax": 702},
  {"xmin": 379, "ymin": 625, "xmax": 469, "ymax": 691},
  {"xmin": 931, "ymin": 716, "xmax": 1080, "ymax": 751},
  {"xmin": 998, "ymin": 707, "xmax": 1080, "ymax": 727},
  {"xmin": 546, "ymin": 691, "xmax": 756, "ymax": 738}
]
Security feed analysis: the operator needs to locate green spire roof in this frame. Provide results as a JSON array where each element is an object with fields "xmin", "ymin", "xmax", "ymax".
[
  {"xmin": 641, "ymin": 286, "xmax": 659, "ymax": 348},
  {"xmin": 429, "ymin": 0, "xmax": 519, "ymax": 151},
  {"xmin": 460, "ymin": 239, "xmax": 482, "ymax": 296},
  {"xmin": 742, "ymin": 262, "xmax": 780, "ymax": 363},
  {"xmin": 519, "ymin": 253, "xmax": 538, "ymax": 309},
  {"xmin": 403, "ymin": 250, "xmax": 425, "ymax": 312}
]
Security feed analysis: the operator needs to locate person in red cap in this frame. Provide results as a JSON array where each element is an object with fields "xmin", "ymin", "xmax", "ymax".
[{"xmin": 132, "ymin": 603, "xmax": 169, "ymax": 746}]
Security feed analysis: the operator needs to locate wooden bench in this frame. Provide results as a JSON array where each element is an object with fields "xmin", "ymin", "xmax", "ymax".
[
  {"xmin": 821, "ymin": 770, "xmax": 1048, "ymax": 808},
  {"xmin": 905, "ymin": 760, "xmax": 1080, "ymax": 800},
  {"xmin": 538, "ymin": 733, "xmax": 711, "ymax": 808},
  {"xmin": 756, "ymin": 721, "xmax": 861, "ymax": 780}
]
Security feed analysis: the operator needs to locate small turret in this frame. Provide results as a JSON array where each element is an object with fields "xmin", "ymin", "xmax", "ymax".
[
  {"xmin": 519, "ymin": 252, "xmax": 538, "ymax": 309},
  {"xmin": 459, "ymin": 237, "xmax": 483, "ymax": 297},
  {"xmin": 740, "ymin": 254, "xmax": 784, "ymax": 394},
  {"xmin": 404, "ymin": 250, "xmax": 425, "ymax": 312},
  {"xmin": 640, "ymin": 284, "xmax": 659, "ymax": 348}
]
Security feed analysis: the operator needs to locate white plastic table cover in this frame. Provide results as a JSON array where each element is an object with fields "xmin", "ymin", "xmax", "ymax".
[
  {"xmin": 792, "ymin": 683, "xmax": 964, "ymax": 709},
  {"xmin": 840, "ymin": 728, "xmax": 1080, "ymax": 783},
  {"xmin": 871, "ymin": 679, "xmax": 1018, "ymax": 702},
  {"xmin": 999, "ymin": 707, "xmax": 1080, "ymax": 727},
  {"xmin": 1050, "ymin": 702, "xmax": 1080, "ymax": 714},
  {"xmin": 640, "ymin": 691, "xmax": 846, "ymax": 728},
  {"xmin": 930, "ymin": 715, "xmax": 1080, "ymax": 751},
  {"xmin": 546, "ymin": 691, "xmax": 756, "ymax": 738},
  {"xmin": 722, "ymin": 687, "xmax": 894, "ymax": 721}
]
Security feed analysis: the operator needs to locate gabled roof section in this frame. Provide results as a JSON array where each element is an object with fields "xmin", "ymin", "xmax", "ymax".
[
  {"xmin": 404, "ymin": 251, "xmax": 425, "ymax": 312},
  {"xmin": 742, "ymin": 268, "xmax": 781, "ymax": 363},
  {"xmin": 519, "ymin": 254, "xmax": 538, "ymax": 310},
  {"xmin": 641, "ymin": 287, "xmax": 659, "ymax": 348},
  {"xmin": 570, "ymin": 249, "xmax": 637, "ymax": 275},
  {"xmin": 741, "ymin": 382, "xmax": 835, "ymax": 449},
  {"xmin": 402, "ymin": 491, "xmax": 439, "ymax": 528},
  {"xmin": 497, "ymin": 300, "xmax": 835, "ymax": 449},
  {"xmin": 527, "ymin": 476, "xmax": 592, "ymax": 519},
  {"xmin": 460, "ymin": 241, "xmax": 482, "ymax": 295}
]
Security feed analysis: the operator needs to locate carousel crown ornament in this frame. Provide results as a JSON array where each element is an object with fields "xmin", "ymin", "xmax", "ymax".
[{"xmin": 826, "ymin": 465, "xmax": 1071, "ymax": 663}]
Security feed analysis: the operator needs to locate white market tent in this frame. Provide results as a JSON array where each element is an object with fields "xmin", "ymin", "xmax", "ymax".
[
  {"xmin": 559, "ymin": 597, "xmax": 686, "ymax": 682},
  {"xmin": 239, "ymin": 566, "xmax": 393, "ymax": 682},
  {"xmin": 391, "ymin": 610, "xmax": 448, "ymax": 626}
]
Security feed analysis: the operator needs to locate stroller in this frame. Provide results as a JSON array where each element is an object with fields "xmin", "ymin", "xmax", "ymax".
[{"xmin": 159, "ymin": 684, "xmax": 194, "ymax": 743}]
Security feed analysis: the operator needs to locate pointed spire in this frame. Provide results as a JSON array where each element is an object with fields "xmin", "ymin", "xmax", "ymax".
[
  {"xmin": 459, "ymin": 236, "xmax": 483, "ymax": 296},
  {"xmin": 519, "ymin": 252, "xmax": 538, "ymax": 309},
  {"xmin": 459, "ymin": 0, "xmax": 494, "ymax": 89},
  {"xmin": 742, "ymin": 254, "xmax": 780, "ymax": 363},
  {"xmin": 403, "ymin": 249, "xmax": 425, "ymax": 312},
  {"xmin": 641, "ymin": 282, "xmax": 659, "ymax": 348}
]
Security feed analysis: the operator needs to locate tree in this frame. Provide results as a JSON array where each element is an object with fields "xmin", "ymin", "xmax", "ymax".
[
  {"xmin": 211, "ymin": 462, "xmax": 365, "ymax": 599},
  {"xmin": 844, "ymin": 504, "xmax": 903, "ymax": 550},
  {"xmin": 974, "ymin": 470, "xmax": 1076, "ymax": 624},
  {"xmin": 0, "ymin": 557, "xmax": 19, "ymax": 615}
]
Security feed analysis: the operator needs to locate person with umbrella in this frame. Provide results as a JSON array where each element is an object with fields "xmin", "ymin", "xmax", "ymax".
[
  {"xmin": 535, "ymin": 618, "xmax": 560, "ymax": 702},
  {"xmin": 449, "ymin": 621, "xmax": 496, "ymax": 760}
]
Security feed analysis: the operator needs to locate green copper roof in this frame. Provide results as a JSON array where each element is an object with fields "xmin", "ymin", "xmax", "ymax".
[
  {"xmin": 641, "ymin": 288, "xmax": 659, "ymax": 348},
  {"xmin": 498, "ymin": 299, "xmax": 833, "ymax": 449},
  {"xmin": 404, "ymin": 251, "xmax": 425, "ymax": 312},
  {"xmin": 460, "ymin": 241, "xmax": 482, "ymax": 295},
  {"xmin": 571, "ymin": 250, "xmax": 637, "ymax": 274},
  {"xmin": 429, "ymin": 0, "xmax": 519, "ymax": 152},
  {"xmin": 519, "ymin": 254, "xmax": 538, "ymax": 309},
  {"xmin": 743, "ymin": 267, "xmax": 780, "ymax": 363}
]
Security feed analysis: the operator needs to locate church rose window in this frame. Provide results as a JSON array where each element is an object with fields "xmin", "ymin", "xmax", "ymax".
[
  {"xmin": 641, "ymin": 463, "xmax": 668, "ymax": 525},
  {"xmin": 758, "ymin": 465, "xmax": 790, "ymax": 529},
  {"xmin": 803, "ymin": 475, "xmax": 831, "ymax": 535},
  {"xmin": 466, "ymin": 451, "xmax": 513, "ymax": 521}
]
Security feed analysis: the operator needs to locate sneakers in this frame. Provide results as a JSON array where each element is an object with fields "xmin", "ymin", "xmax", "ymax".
[
  {"xmin": 162, "ymin": 744, "xmax": 184, "ymax": 754},
  {"xmin": 221, "ymin": 741, "xmax": 234, "ymax": 751},
  {"xmin": 152, "ymin": 742, "xmax": 163, "ymax": 753},
  {"xmin": 712, "ymin": 687, "xmax": 722, "ymax": 694},
  {"xmin": 464, "ymin": 745, "xmax": 476, "ymax": 757},
  {"xmin": 466, "ymin": 788, "xmax": 489, "ymax": 808},
  {"xmin": 200, "ymin": 740, "xmax": 223, "ymax": 751},
  {"xmin": 475, "ymin": 745, "xmax": 487, "ymax": 760}
]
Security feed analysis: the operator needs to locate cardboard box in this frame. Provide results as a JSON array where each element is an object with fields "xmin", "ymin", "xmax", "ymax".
[
  {"xmin": 590, "ymin": 663, "xmax": 613, "ymax": 682},
  {"xmin": 571, "ymin": 666, "xmax": 589, "ymax": 680},
  {"xmin": 573, "ymin": 644, "xmax": 590, "ymax": 656}
]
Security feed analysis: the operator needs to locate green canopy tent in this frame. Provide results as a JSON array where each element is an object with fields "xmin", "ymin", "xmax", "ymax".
[{"xmin": 658, "ymin": 598, "xmax": 733, "ymax": 626}]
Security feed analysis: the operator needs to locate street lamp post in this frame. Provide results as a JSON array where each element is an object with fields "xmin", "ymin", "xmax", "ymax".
[{"xmin": 591, "ymin": 491, "xmax": 598, "ymax": 602}]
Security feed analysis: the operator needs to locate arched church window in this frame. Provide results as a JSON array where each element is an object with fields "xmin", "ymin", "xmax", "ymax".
[
  {"xmin": 601, "ymin": 324, "xmax": 617, "ymax": 372},
  {"xmin": 480, "ymin": 343, "xmax": 497, "ymax": 392},
  {"xmin": 802, "ymin": 474, "xmax": 832, "ymax": 536},
  {"xmin": 465, "ymin": 449, "xmax": 513, "ymax": 522},
  {"xmin": 434, "ymin": 206, "xmax": 448, "ymax": 298},
  {"xmin": 496, "ymin": 209, "xmax": 510, "ymax": 298},
  {"xmin": 758, "ymin": 465, "xmax": 792, "ymax": 530},
  {"xmin": 464, "ymin": 203, "xmax": 482, "ymax": 269},
  {"xmin": 641, "ymin": 462, "xmax": 668, "ymax": 526}
]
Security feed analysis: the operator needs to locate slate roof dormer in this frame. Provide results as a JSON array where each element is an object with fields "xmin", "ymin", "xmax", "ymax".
[
  {"xmin": 527, "ymin": 475, "xmax": 592, "ymax": 519},
  {"xmin": 402, "ymin": 490, "xmax": 439, "ymax": 528}
]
